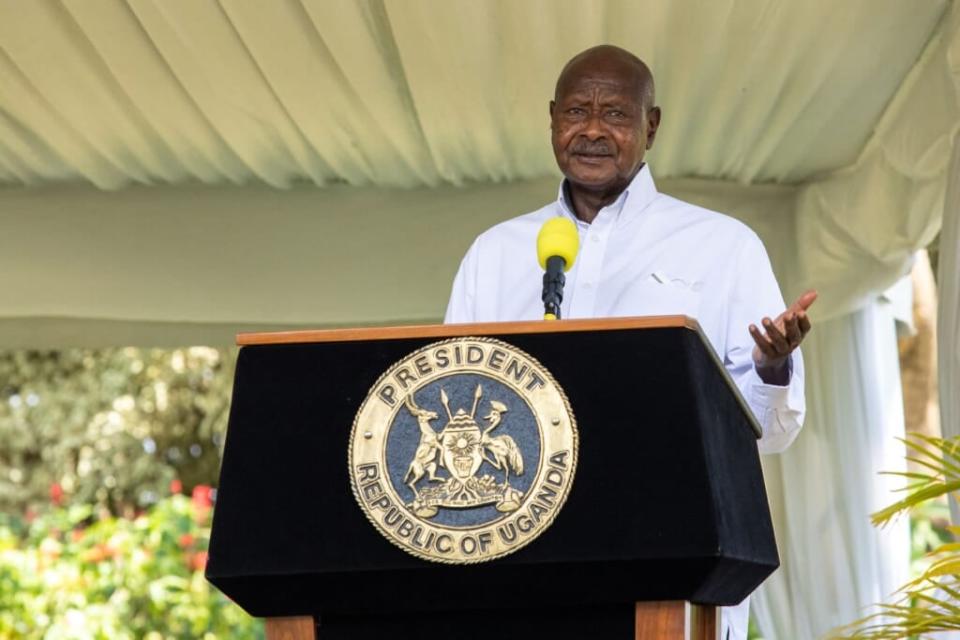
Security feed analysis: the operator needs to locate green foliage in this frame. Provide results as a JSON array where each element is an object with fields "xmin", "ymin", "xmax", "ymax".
[
  {"xmin": 0, "ymin": 491, "xmax": 262, "ymax": 639},
  {"xmin": 834, "ymin": 434, "xmax": 960, "ymax": 639},
  {"xmin": 910, "ymin": 499, "xmax": 953, "ymax": 574},
  {"xmin": 0, "ymin": 348, "xmax": 236, "ymax": 516}
]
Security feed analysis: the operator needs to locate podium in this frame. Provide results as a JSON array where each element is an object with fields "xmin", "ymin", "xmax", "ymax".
[{"xmin": 206, "ymin": 317, "xmax": 778, "ymax": 639}]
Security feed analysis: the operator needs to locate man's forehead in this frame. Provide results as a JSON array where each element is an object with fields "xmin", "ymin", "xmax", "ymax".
[
  {"xmin": 554, "ymin": 46, "xmax": 653, "ymax": 106},
  {"xmin": 560, "ymin": 77, "xmax": 638, "ymax": 98},
  {"xmin": 557, "ymin": 73, "xmax": 643, "ymax": 103}
]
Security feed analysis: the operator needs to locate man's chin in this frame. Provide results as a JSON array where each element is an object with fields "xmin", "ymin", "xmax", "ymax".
[{"xmin": 563, "ymin": 168, "xmax": 620, "ymax": 191}]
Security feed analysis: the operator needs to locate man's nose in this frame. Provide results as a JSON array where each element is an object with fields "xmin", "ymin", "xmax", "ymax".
[{"xmin": 582, "ymin": 113, "xmax": 606, "ymax": 140}]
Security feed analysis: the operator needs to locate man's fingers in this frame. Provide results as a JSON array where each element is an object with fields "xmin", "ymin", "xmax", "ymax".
[
  {"xmin": 798, "ymin": 310, "xmax": 811, "ymax": 336},
  {"xmin": 792, "ymin": 289, "xmax": 818, "ymax": 313},
  {"xmin": 752, "ymin": 299, "xmax": 814, "ymax": 366},
  {"xmin": 784, "ymin": 313, "xmax": 801, "ymax": 345},
  {"xmin": 762, "ymin": 317, "xmax": 790, "ymax": 353},
  {"xmin": 749, "ymin": 324, "xmax": 778, "ymax": 358},
  {"xmin": 750, "ymin": 327, "xmax": 777, "ymax": 359}
]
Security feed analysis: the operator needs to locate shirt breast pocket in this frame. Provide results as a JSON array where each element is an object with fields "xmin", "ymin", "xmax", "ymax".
[{"xmin": 608, "ymin": 274, "xmax": 703, "ymax": 320}]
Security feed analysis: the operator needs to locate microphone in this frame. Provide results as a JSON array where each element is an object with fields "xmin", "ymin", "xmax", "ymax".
[{"xmin": 536, "ymin": 217, "xmax": 580, "ymax": 320}]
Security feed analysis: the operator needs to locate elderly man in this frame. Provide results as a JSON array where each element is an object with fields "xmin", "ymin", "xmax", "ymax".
[{"xmin": 445, "ymin": 45, "xmax": 815, "ymax": 639}]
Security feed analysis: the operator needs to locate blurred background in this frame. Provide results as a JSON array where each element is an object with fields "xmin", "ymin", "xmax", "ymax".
[{"xmin": 0, "ymin": 348, "xmax": 259, "ymax": 637}]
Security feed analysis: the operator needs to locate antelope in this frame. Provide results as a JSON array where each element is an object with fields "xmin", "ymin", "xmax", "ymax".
[{"xmin": 403, "ymin": 395, "xmax": 443, "ymax": 495}]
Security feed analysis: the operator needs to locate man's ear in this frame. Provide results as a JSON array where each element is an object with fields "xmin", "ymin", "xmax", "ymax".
[
  {"xmin": 549, "ymin": 100, "xmax": 556, "ymax": 118},
  {"xmin": 645, "ymin": 106, "xmax": 662, "ymax": 150}
]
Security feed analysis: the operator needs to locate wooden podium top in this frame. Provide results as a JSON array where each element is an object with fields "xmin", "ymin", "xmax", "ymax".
[{"xmin": 236, "ymin": 315, "xmax": 700, "ymax": 346}]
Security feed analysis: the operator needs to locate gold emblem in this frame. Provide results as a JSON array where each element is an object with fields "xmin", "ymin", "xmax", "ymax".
[{"xmin": 349, "ymin": 337, "xmax": 578, "ymax": 563}]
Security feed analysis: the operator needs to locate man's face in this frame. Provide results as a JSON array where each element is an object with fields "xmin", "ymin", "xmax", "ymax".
[{"xmin": 550, "ymin": 71, "xmax": 659, "ymax": 192}]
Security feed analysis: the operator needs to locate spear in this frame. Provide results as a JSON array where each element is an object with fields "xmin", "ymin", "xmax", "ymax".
[
  {"xmin": 470, "ymin": 384, "xmax": 483, "ymax": 419},
  {"xmin": 440, "ymin": 388, "xmax": 453, "ymax": 420}
]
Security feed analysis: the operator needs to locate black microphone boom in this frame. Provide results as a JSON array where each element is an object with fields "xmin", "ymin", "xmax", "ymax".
[{"xmin": 542, "ymin": 255, "xmax": 567, "ymax": 319}]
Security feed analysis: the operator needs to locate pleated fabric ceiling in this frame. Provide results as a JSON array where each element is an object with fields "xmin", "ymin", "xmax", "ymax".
[
  {"xmin": 0, "ymin": 0, "xmax": 958, "ymax": 346},
  {"xmin": 0, "ymin": 0, "xmax": 949, "ymax": 189}
]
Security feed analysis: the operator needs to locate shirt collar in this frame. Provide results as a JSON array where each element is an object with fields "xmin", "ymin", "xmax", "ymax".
[{"xmin": 556, "ymin": 163, "xmax": 659, "ymax": 225}]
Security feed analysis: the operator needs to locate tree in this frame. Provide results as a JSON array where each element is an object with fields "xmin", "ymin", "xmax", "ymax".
[{"xmin": 0, "ymin": 347, "xmax": 236, "ymax": 516}]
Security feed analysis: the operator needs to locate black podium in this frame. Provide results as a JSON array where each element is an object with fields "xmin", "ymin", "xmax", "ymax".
[{"xmin": 206, "ymin": 317, "xmax": 778, "ymax": 639}]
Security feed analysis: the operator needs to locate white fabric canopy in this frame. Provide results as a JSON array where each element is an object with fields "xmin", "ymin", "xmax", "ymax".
[
  {"xmin": 0, "ymin": 0, "xmax": 946, "ymax": 190},
  {"xmin": 0, "ymin": 175, "xmax": 799, "ymax": 347},
  {"xmin": 0, "ymin": 0, "xmax": 956, "ymax": 333},
  {"xmin": 794, "ymin": 4, "xmax": 960, "ymax": 317}
]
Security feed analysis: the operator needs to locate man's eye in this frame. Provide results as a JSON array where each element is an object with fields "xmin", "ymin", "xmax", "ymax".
[
  {"xmin": 608, "ymin": 110, "xmax": 626, "ymax": 118},
  {"xmin": 567, "ymin": 108, "xmax": 586, "ymax": 115}
]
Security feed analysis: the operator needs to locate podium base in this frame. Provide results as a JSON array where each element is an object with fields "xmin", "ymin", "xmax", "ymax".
[
  {"xmin": 636, "ymin": 602, "xmax": 719, "ymax": 639},
  {"xmin": 265, "ymin": 616, "xmax": 315, "ymax": 639},
  {"xmin": 264, "ymin": 602, "xmax": 718, "ymax": 640}
]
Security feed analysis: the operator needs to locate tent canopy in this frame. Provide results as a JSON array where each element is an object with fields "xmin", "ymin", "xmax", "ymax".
[{"xmin": 0, "ymin": 0, "xmax": 957, "ymax": 346}]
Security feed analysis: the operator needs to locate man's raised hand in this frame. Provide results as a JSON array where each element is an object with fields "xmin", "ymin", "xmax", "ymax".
[{"xmin": 749, "ymin": 289, "xmax": 818, "ymax": 385}]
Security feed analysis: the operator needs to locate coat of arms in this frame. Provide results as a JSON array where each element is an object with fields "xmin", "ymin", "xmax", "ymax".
[
  {"xmin": 404, "ymin": 385, "xmax": 524, "ymax": 518},
  {"xmin": 349, "ymin": 337, "xmax": 578, "ymax": 564}
]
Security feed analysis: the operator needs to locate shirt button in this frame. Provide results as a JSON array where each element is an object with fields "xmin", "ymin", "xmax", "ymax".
[{"xmin": 591, "ymin": 234, "xmax": 600, "ymax": 243}]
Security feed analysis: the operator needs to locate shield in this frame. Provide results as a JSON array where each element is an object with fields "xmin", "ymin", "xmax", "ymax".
[{"xmin": 440, "ymin": 414, "xmax": 483, "ymax": 482}]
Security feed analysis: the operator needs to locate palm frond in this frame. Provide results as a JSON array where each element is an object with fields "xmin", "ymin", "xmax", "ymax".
[
  {"xmin": 832, "ymin": 435, "xmax": 960, "ymax": 639},
  {"xmin": 872, "ymin": 481, "xmax": 960, "ymax": 527},
  {"xmin": 831, "ymin": 579, "xmax": 960, "ymax": 638},
  {"xmin": 871, "ymin": 434, "xmax": 960, "ymax": 527}
]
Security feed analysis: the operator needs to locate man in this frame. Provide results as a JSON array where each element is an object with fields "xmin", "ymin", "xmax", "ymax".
[{"xmin": 445, "ymin": 45, "xmax": 815, "ymax": 639}]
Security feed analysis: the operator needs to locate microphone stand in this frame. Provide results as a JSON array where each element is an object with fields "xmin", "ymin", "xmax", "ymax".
[{"xmin": 542, "ymin": 255, "xmax": 566, "ymax": 320}]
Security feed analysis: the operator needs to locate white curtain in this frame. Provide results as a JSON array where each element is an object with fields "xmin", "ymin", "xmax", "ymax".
[
  {"xmin": 752, "ymin": 299, "xmax": 910, "ymax": 639},
  {"xmin": 940, "ymin": 135, "xmax": 960, "ymax": 525}
]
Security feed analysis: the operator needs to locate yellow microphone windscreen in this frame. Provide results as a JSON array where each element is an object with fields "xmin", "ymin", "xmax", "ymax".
[{"xmin": 537, "ymin": 217, "xmax": 579, "ymax": 271}]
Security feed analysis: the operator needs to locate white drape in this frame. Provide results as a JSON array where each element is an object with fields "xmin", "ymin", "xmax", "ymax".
[
  {"xmin": 940, "ymin": 135, "xmax": 960, "ymax": 525},
  {"xmin": 791, "ymin": 4, "xmax": 960, "ymax": 319},
  {"xmin": 752, "ymin": 299, "xmax": 910, "ymax": 639}
]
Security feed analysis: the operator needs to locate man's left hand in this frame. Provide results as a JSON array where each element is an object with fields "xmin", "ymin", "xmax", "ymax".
[{"xmin": 749, "ymin": 289, "xmax": 818, "ymax": 386}]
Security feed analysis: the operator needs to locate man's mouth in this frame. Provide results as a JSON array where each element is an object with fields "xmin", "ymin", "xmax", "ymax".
[{"xmin": 572, "ymin": 152, "xmax": 613, "ymax": 163}]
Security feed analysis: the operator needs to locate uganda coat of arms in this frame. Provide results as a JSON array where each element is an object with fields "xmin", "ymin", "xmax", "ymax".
[{"xmin": 349, "ymin": 337, "xmax": 578, "ymax": 563}]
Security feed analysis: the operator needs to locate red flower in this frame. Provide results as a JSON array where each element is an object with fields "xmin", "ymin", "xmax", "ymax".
[
  {"xmin": 178, "ymin": 533, "xmax": 195, "ymax": 549},
  {"xmin": 191, "ymin": 485, "xmax": 213, "ymax": 510},
  {"xmin": 49, "ymin": 483, "xmax": 64, "ymax": 506},
  {"xmin": 190, "ymin": 551, "xmax": 208, "ymax": 572},
  {"xmin": 170, "ymin": 479, "xmax": 183, "ymax": 494}
]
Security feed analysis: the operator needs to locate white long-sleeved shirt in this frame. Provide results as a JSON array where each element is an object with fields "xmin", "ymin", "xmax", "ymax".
[{"xmin": 444, "ymin": 164, "xmax": 805, "ymax": 639}]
